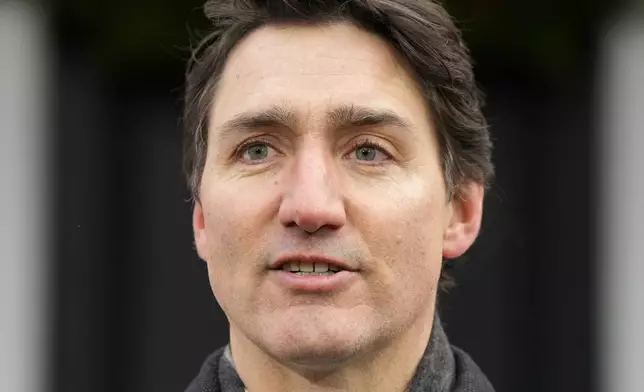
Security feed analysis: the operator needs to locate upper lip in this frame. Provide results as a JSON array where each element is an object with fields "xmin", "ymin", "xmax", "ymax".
[{"xmin": 270, "ymin": 253, "xmax": 358, "ymax": 272}]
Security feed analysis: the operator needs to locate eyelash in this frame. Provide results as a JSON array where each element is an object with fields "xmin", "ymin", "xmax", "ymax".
[
  {"xmin": 348, "ymin": 139, "xmax": 392, "ymax": 161},
  {"xmin": 233, "ymin": 138, "xmax": 391, "ymax": 161},
  {"xmin": 234, "ymin": 138, "xmax": 276, "ymax": 156}
]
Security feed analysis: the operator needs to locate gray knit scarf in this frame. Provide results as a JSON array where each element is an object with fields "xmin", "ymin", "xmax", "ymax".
[{"xmin": 185, "ymin": 318, "xmax": 495, "ymax": 392}]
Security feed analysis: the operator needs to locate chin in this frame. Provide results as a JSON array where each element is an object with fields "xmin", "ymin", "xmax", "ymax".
[
  {"xmin": 268, "ymin": 337, "xmax": 362, "ymax": 369},
  {"xmin": 257, "ymin": 310, "xmax": 374, "ymax": 368}
]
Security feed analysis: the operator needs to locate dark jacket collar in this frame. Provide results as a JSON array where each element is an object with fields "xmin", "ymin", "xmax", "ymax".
[{"xmin": 185, "ymin": 318, "xmax": 495, "ymax": 392}]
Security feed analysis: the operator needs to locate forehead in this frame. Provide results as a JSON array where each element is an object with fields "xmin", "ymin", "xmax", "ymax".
[{"xmin": 210, "ymin": 22, "xmax": 430, "ymax": 132}]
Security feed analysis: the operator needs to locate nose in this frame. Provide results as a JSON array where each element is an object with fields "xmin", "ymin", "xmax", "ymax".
[{"xmin": 278, "ymin": 148, "xmax": 346, "ymax": 234}]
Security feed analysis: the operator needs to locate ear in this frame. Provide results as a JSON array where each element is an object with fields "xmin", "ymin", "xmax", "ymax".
[
  {"xmin": 193, "ymin": 201, "xmax": 209, "ymax": 261},
  {"xmin": 442, "ymin": 183, "xmax": 484, "ymax": 259}
]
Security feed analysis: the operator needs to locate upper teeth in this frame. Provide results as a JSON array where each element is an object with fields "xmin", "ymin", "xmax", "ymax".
[{"xmin": 281, "ymin": 262, "xmax": 342, "ymax": 272}]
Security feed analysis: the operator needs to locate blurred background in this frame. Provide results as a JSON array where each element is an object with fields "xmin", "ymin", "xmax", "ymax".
[{"xmin": 1, "ymin": 0, "xmax": 642, "ymax": 391}]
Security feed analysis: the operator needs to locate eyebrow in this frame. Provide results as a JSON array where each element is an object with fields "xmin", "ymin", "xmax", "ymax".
[
  {"xmin": 326, "ymin": 104, "xmax": 411, "ymax": 132},
  {"xmin": 216, "ymin": 105, "xmax": 297, "ymax": 140},
  {"xmin": 214, "ymin": 104, "xmax": 411, "ymax": 140}
]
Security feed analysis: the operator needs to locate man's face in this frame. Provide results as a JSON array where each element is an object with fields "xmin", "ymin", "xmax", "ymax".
[{"xmin": 193, "ymin": 23, "xmax": 482, "ymax": 366}]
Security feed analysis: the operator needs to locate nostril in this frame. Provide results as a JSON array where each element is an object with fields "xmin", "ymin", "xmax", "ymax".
[
  {"xmin": 283, "ymin": 220, "xmax": 298, "ymax": 229},
  {"xmin": 277, "ymin": 172, "xmax": 346, "ymax": 232}
]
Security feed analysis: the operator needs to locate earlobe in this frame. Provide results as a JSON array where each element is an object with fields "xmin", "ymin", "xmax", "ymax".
[
  {"xmin": 442, "ymin": 183, "xmax": 484, "ymax": 259},
  {"xmin": 193, "ymin": 201, "xmax": 208, "ymax": 261}
]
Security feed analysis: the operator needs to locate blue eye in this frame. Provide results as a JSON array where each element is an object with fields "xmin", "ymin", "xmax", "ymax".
[
  {"xmin": 355, "ymin": 146, "xmax": 378, "ymax": 161},
  {"xmin": 351, "ymin": 141, "xmax": 390, "ymax": 163},
  {"xmin": 243, "ymin": 143, "xmax": 270, "ymax": 161},
  {"xmin": 236, "ymin": 139, "xmax": 279, "ymax": 164}
]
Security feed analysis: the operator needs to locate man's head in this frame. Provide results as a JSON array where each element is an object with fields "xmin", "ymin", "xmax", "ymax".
[{"xmin": 184, "ymin": 0, "xmax": 493, "ymax": 370}]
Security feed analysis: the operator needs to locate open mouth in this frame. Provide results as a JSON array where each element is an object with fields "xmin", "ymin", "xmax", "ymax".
[
  {"xmin": 269, "ymin": 257, "xmax": 358, "ymax": 291},
  {"xmin": 277, "ymin": 261, "xmax": 344, "ymax": 276}
]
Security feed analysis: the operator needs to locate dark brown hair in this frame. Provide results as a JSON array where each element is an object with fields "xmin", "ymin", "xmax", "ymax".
[{"xmin": 184, "ymin": 0, "xmax": 493, "ymax": 204}]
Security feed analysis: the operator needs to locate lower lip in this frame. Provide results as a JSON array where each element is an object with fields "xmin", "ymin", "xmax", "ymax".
[{"xmin": 269, "ymin": 270, "xmax": 358, "ymax": 292}]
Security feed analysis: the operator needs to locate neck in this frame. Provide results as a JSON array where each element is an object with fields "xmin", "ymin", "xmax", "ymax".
[{"xmin": 229, "ymin": 308, "xmax": 435, "ymax": 392}]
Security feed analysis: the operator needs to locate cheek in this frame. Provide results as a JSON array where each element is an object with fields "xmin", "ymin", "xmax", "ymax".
[
  {"xmin": 200, "ymin": 169, "xmax": 277, "ymax": 252},
  {"xmin": 199, "ymin": 177, "xmax": 276, "ymax": 298},
  {"xmin": 350, "ymin": 176, "xmax": 446, "ymax": 298}
]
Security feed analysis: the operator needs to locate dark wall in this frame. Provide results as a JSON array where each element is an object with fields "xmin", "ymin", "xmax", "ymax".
[
  {"xmin": 441, "ymin": 67, "xmax": 595, "ymax": 392},
  {"xmin": 52, "ymin": 2, "xmax": 609, "ymax": 391}
]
